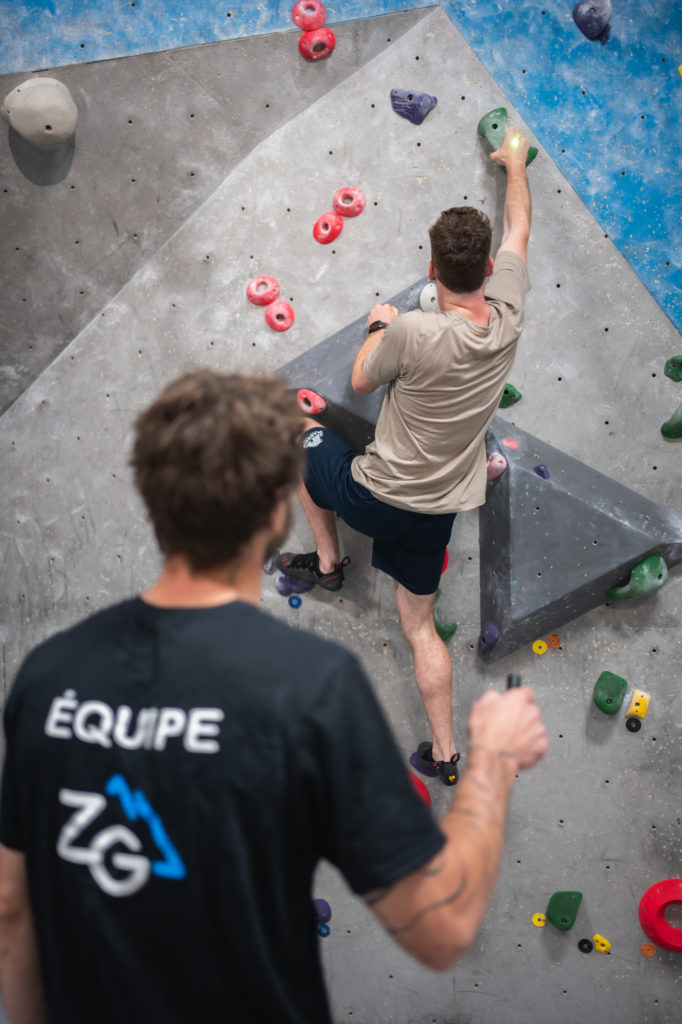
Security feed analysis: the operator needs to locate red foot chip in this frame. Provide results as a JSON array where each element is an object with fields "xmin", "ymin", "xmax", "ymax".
[
  {"xmin": 313, "ymin": 211, "xmax": 343, "ymax": 244},
  {"xmin": 265, "ymin": 301, "xmax": 295, "ymax": 332},
  {"xmin": 299, "ymin": 27, "xmax": 336, "ymax": 61},
  {"xmin": 246, "ymin": 275, "xmax": 280, "ymax": 306},
  {"xmin": 333, "ymin": 187, "xmax": 366, "ymax": 218},
  {"xmin": 297, "ymin": 389, "xmax": 327, "ymax": 414},
  {"xmin": 502, "ymin": 437, "xmax": 519, "ymax": 450},
  {"xmin": 292, "ymin": 0, "xmax": 326, "ymax": 30}
]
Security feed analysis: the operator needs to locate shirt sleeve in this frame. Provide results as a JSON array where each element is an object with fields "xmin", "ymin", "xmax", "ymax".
[
  {"xmin": 300, "ymin": 653, "xmax": 445, "ymax": 895},
  {"xmin": 484, "ymin": 250, "xmax": 531, "ymax": 313},
  {"xmin": 0, "ymin": 677, "xmax": 25, "ymax": 851},
  {"xmin": 362, "ymin": 315, "xmax": 411, "ymax": 386}
]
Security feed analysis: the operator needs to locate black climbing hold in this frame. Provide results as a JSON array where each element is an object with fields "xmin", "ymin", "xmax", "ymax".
[
  {"xmin": 572, "ymin": 0, "xmax": 612, "ymax": 45},
  {"xmin": 390, "ymin": 88, "xmax": 437, "ymax": 126},
  {"xmin": 578, "ymin": 938, "xmax": 594, "ymax": 953},
  {"xmin": 626, "ymin": 717, "xmax": 642, "ymax": 733}
]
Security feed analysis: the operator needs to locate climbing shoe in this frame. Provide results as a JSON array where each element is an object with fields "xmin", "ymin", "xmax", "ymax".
[
  {"xmin": 274, "ymin": 551, "xmax": 350, "ymax": 592},
  {"xmin": 412, "ymin": 741, "xmax": 460, "ymax": 786}
]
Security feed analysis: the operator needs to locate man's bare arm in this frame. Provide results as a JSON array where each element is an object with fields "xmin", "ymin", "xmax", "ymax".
[
  {"xmin": 0, "ymin": 845, "xmax": 46, "ymax": 1024},
  {"xmin": 490, "ymin": 128, "xmax": 532, "ymax": 265},
  {"xmin": 365, "ymin": 688, "xmax": 547, "ymax": 970},
  {"xmin": 351, "ymin": 303, "xmax": 399, "ymax": 394}
]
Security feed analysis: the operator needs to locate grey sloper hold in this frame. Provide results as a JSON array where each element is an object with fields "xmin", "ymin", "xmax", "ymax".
[{"xmin": 1, "ymin": 77, "xmax": 78, "ymax": 150}]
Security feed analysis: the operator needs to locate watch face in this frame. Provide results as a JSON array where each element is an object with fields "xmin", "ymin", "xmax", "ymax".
[{"xmin": 368, "ymin": 320, "xmax": 388, "ymax": 333}]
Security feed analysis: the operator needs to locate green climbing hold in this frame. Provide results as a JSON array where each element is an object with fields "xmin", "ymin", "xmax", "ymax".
[
  {"xmin": 477, "ymin": 107, "xmax": 538, "ymax": 166},
  {"xmin": 605, "ymin": 554, "xmax": 668, "ymax": 602},
  {"xmin": 546, "ymin": 891, "xmax": 582, "ymax": 932},
  {"xmin": 664, "ymin": 355, "xmax": 682, "ymax": 383},
  {"xmin": 434, "ymin": 588, "xmax": 457, "ymax": 642},
  {"xmin": 661, "ymin": 401, "xmax": 682, "ymax": 439},
  {"xmin": 593, "ymin": 671, "xmax": 628, "ymax": 715},
  {"xmin": 499, "ymin": 383, "xmax": 522, "ymax": 409}
]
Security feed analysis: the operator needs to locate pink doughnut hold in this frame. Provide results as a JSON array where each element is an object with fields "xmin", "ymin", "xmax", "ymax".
[
  {"xmin": 298, "ymin": 27, "xmax": 336, "ymax": 61},
  {"xmin": 297, "ymin": 389, "xmax": 327, "ymax": 415},
  {"xmin": 292, "ymin": 0, "xmax": 326, "ymax": 30},
  {"xmin": 333, "ymin": 187, "xmax": 366, "ymax": 218},
  {"xmin": 265, "ymin": 300, "xmax": 295, "ymax": 332},
  {"xmin": 313, "ymin": 211, "xmax": 343, "ymax": 244},
  {"xmin": 246, "ymin": 275, "xmax": 280, "ymax": 306}
]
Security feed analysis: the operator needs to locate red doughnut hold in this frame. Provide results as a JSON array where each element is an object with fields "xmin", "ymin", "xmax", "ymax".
[
  {"xmin": 246, "ymin": 275, "xmax": 280, "ymax": 306},
  {"xmin": 297, "ymin": 389, "xmax": 327, "ymax": 415},
  {"xmin": 292, "ymin": 0, "xmax": 326, "ymax": 30},
  {"xmin": 639, "ymin": 878, "xmax": 682, "ymax": 953},
  {"xmin": 333, "ymin": 187, "xmax": 366, "ymax": 218},
  {"xmin": 298, "ymin": 27, "xmax": 336, "ymax": 61},
  {"xmin": 265, "ymin": 301, "xmax": 295, "ymax": 332},
  {"xmin": 313, "ymin": 211, "xmax": 343, "ymax": 244},
  {"xmin": 409, "ymin": 773, "xmax": 431, "ymax": 809}
]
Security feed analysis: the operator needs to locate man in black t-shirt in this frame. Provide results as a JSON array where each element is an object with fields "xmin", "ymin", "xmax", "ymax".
[{"xmin": 0, "ymin": 371, "xmax": 547, "ymax": 1023}]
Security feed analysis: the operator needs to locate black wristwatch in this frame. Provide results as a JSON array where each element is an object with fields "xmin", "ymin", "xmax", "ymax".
[{"xmin": 368, "ymin": 320, "xmax": 389, "ymax": 334}]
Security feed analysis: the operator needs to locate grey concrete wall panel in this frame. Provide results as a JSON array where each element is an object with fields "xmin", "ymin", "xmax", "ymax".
[
  {"xmin": 480, "ymin": 415, "xmax": 682, "ymax": 662},
  {"xmin": 0, "ymin": 8, "xmax": 430, "ymax": 415},
  {"xmin": 1, "ymin": 8, "xmax": 680, "ymax": 1023}
]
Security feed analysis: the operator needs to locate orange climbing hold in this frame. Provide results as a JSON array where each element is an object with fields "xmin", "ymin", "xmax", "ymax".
[
  {"xmin": 641, "ymin": 942, "xmax": 656, "ymax": 958},
  {"xmin": 547, "ymin": 634, "xmax": 561, "ymax": 648}
]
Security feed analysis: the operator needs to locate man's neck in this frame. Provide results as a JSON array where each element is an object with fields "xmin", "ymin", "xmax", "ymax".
[
  {"xmin": 436, "ymin": 283, "xmax": 490, "ymax": 327},
  {"xmin": 142, "ymin": 554, "xmax": 263, "ymax": 609}
]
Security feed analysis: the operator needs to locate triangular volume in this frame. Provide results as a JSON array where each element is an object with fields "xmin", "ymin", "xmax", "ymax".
[{"xmin": 479, "ymin": 417, "xmax": 682, "ymax": 662}]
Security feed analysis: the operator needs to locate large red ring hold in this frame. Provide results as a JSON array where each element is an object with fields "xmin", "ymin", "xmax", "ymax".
[
  {"xmin": 298, "ymin": 27, "xmax": 336, "ymax": 61},
  {"xmin": 292, "ymin": 0, "xmax": 326, "ymax": 30},
  {"xmin": 333, "ymin": 187, "xmax": 366, "ymax": 218},
  {"xmin": 639, "ymin": 878, "xmax": 682, "ymax": 953},
  {"xmin": 246, "ymin": 275, "xmax": 280, "ymax": 306},
  {"xmin": 313, "ymin": 211, "xmax": 343, "ymax": 244},
  {"xmin": 297, "ymin": 389, "xmax": 327, "ymax": 415},
  {"xmin": 265, "ymin": 301, "xmax": 295, "ymax": 332},
  {"xmin": 409, "ymin": 772, "xmax": 431, "ymax": 809}
]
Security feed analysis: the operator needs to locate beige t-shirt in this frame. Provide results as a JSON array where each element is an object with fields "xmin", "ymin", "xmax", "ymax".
[{"xmin": 351, "ymin": 250, "xmax": 530, "ymax": 514}]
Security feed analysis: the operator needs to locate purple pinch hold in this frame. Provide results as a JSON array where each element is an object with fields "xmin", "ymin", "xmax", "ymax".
[
  {"xmin": 313, "ymin": 898, "xmax": 332, "ymax": 924},
  {"xmin": 390, "ymin": 88, "xmax": 437, "ymax": 126},
  {"xmin": 533, "ymin": 464, "xmax": 551, "ymax": 480},
  {"xmin": 275, "ymin": 574, "xmax": 316, "ymax": 596},
  {"xmin": 572, "ymin": 0, "xmax": 612, "ymax": 45},
  {"xmin": 479, "ymin": 620, "xmax": 500, "ymax": 656}
]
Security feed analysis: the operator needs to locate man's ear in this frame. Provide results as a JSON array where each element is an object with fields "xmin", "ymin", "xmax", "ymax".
[
  {"xmin": 428, "ymin": 259, "xmax": 436, "ymax": 281},
  {"xmin": 486, "ymin": 255, "xmax": 494, "ymax": 277}
]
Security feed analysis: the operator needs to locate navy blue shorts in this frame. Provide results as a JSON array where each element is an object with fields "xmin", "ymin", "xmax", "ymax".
[{"xmin": 302, "ymin": 427, "xmax": 456, "ymax": 596}]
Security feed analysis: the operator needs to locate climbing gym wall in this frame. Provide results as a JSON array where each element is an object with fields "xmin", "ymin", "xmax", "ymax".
[{"xmin": 0, "ymin": 3, "xmax": 680, "ymax": 1022}]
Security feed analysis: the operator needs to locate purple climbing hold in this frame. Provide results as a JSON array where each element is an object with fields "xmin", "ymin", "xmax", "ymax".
[
  {"xmin": 572, "ymin": 0, "xmax": 612, "ymax": 45},
  {"xmin": 479, "ymin": 621, "xmax": 500, "ymax": 656},
  {"xmin": 533, "ymin": 464, "xmax": 551, "ymax": 479},
  {"xmin": 263, "ymin": 557, "xmax": 276, "ymax": 576},
  {"xmin": 313, "ymin": 898, "xmax": 332, "ymax": 924},
  {"xmin": 390, "ymin": 88, "xmax": 437, "ymax": 126},
  {"xmin": 276, "ymin": 574, "xmax": 316, "ymax": 596}
]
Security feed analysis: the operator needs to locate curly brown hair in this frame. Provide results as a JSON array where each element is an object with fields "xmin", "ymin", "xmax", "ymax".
[
  {"xmin": 428, "ymin": 206, "xmax": 492, "ymax": 294},
  {"xmin": 130, "ymin": 370, "xmax": 304, "ymax": 571}
]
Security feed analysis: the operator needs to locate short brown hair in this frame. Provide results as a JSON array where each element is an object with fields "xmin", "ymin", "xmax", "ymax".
[
  {"xmin": 131, "ymin": 370, "xmax": 304, "ymax": 571},
  {"xmin": 428, "ymin": 207, "xmax": 492, "ymax": 293}
]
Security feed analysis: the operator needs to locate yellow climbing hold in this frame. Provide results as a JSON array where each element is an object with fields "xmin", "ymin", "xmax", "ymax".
[
  {"xmin": 532, "ymin": 913, "xmax": 547, "ymax": 927},
  {"xmin": 593, "ymin": 933, "xmax": 611, "ymax": 954},
  {"xmin": 532, "ymin": 639, "xmax": 548, "ymax": 655},
  {"xmin": 625, "ymin": 689, "xmax": 650, "ymax": 720}
]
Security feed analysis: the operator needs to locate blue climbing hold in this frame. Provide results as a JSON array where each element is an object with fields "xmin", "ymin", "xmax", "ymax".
[
  {"xmin": 572, "ymin": 0, "xmax": 612, "ymax": 45},
  {"xmin": 288, "ymin": 594, "xmax": 302, "ymax": 609},
  {"xmin": 276, "ymin": 574, "xmax": 316, "ymax": 596},
  {"xmin": 533, "ymin": 464, "xmax": 551, "ymax": 479},
  {"xmin": 480, "ymin": 620, "xmax": 500, "ymax": 656},
  {"xmin": 390, "ymin": 88, "xmax": 437, "ymax": 126}
]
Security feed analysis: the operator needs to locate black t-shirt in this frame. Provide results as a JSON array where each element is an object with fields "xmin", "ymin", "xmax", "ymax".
[{"xmin": 0, "ymin": 599, "xmax": 444, "ymax": 1024}]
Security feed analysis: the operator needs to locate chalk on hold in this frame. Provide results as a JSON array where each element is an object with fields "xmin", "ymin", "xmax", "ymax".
[
  {"xmin": 297, "ymin": 388, "xmax": 327, "ymax": 415},
  {"xmin": 664, "ymin": 355, "xmax": 682, "ymax": 382},
  {"xmin": 389, "ymin": 88, "xmax": 438, "ymax": 126},
  {"xmin": 639, "ymin": 879, "xmax": 682, "ymax": 953},
  {"xmin": 486, "ymin": 452, "xmax": 507, "ymax": 481},
  {"xmin": 624, "ymin": 688, "xmax": 650, "ymax": 720},
  {"xmin": 477, "ymin": 108, "xmax": 538, "ymax": 166},
  {"xmin": 546, "ymin": 891, "xmax": 582, "ymax": 932},
  {"xmin": 479, "ymin": 620, "xmax": 500, "ymax": 655},
  {"xmin": 593, "ymin": 670, "xmax": 628, "ymax": 714},
  {"xmin": 434, "ymin": 588, "xmax": 457, "ymax": 642},
  {"xmin": 572, "ymin": 0, "xmax": 612, "ymax": 45},
  {"xmin": 593, "ymin": 933, "xmax": 611, "ymax": 954},
  {"xmin": 499, "ymin": 383, "xmax": 522, "ymax": 408},
  {"xmin": 299, "ymin": 27, "xmax": 336, "ymax": 61},
  {"xmin": 1, "ymin": 77, "xmax": 78, "ymax": 150},
  {"xmin": 605, "ymin": 553, "xmax": 668, "ymax": 602},
  {"xmin": 265, "ymin": 300, "xmax": 295, "ymax": 332},
  {"xmin": 246, "ymin": 275, "xmax": 280, "ymax": 306},
  {"xmin": 661, "ymin": 401, "xmax": 682, "ymax": 439},
  {"xmin": 292, "ymin": 1, "xmax": 326, "ymax": 30},
  {"xmin": 313, "ymin": 211, "xmax": 343, "ymax": 244},
  {"xmin": 333, "ymin": 187, "xmax": 365, "ymax": 218}
]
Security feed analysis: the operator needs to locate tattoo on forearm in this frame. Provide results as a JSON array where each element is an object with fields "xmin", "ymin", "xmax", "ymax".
[{"xmin": 387, "ymin": 867, "xmax": 469, "ymax": 936}]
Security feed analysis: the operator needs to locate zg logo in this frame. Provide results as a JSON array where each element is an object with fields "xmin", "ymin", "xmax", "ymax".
[{"xmin": 57, "ymin": 774, "xmax": 186, "ymax": 897}]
